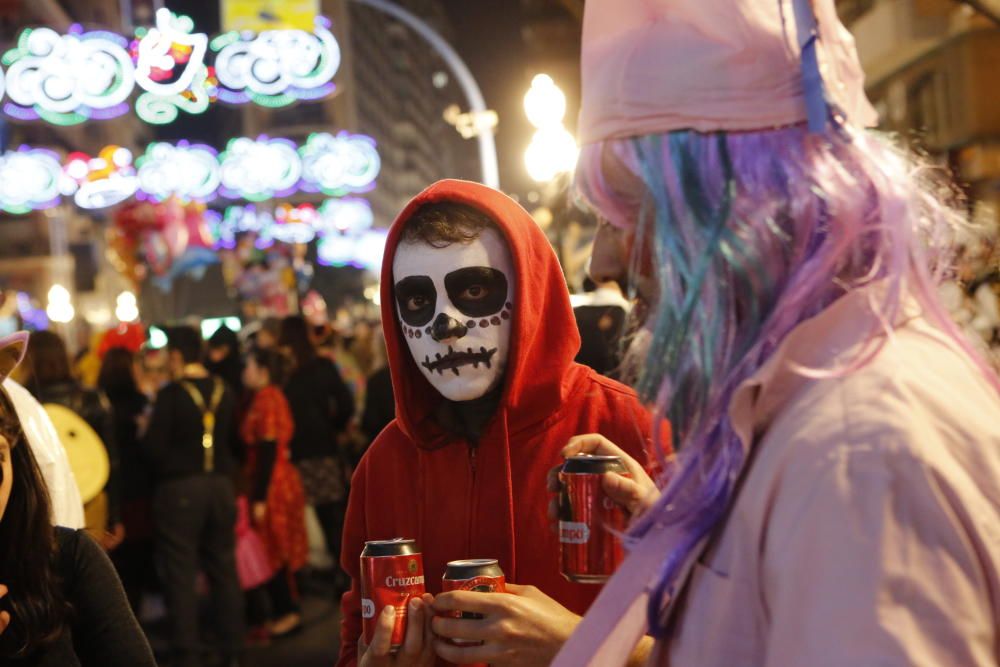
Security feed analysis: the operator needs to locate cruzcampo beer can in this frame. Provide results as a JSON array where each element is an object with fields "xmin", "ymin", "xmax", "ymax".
[
  {"xmin": 360, "ymin": 538, "xmax": 426, "ymax": 650},
  {"xmin": 558, "ymin": 455, "xmax": 629, "ymax": 583},
  {"xmin": 441, "ymin": 559, "xmax": 506, "ymax": 646}
]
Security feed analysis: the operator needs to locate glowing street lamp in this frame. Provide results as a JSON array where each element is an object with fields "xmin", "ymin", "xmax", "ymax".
[
  {"xmin": 523, "ymin": 74, "xmax": 566, "ymax": 128},
  {"xmin": 523, "ymin": 74, "xmax": 578, "ymax": 183},
  {"xmin": 115, "ymin": 291, "xmax": 139, "ymax": 322},
  {"xmin": 46, "ymin": 284, "xmax": 75, "ymax": 323}
]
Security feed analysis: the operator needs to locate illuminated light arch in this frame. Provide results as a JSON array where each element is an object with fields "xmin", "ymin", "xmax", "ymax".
[
  {"xmin": 0, "ymin": 147, "xmax": 63, "ymax": 214},
  {"xmin": 212, "ymin": 15, "xmax": 340, "ymax": 107},
  {"xmin": 218, "ymin": 136, "xmax": 302, "ymax": 201},
  {"xmin": 316, "ymin": 197, "xmax": 374, "ymax": 235},
  {"xmin": 299, "ymin": 132, "xmax": 380, "ymax": 196},
  {"xmin": 61, "ymin": 145, "xmax": 139, "ymax": 209},
  {"xmin": 133, "ymin": 8, "xmax": 215, "ymax": 124},
  {"xmin": 136, "ymin": 141, "xmax": 220, "ymax": 201},
  {"xmin": 317, "ymin": 228, "xmax": 386, "ymax": 271},
  {"xmin": 2, "ymin": 25, "xmax": 134, "ymax": 125}
]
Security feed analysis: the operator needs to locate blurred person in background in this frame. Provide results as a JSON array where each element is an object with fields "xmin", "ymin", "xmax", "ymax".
[
  {"xmin": 143, "ymin": 326, "xmax": 244, "ymax": 667},
  {"xmin": 240, "ymin": 348, "xmax": 308, "ymax": 638},
  {"xmin": 253, "ymin": 317, "xmax": 282, "ymax": 351},
  {"xmin": 359, "ymin": 324, "xmax": 393, "ymax": 451},
  {"xmin": 98, "ymin": 347, "xmax": 155, "ymax": 614},
  {"xmin": 24, "ymin": 330, "xmax": 122, "ymax": 552},
  {"xmin": 0, "ymin": 332, "xmax": 156, "ymax": 667},
  {"xmin": 137, "ymin": 347, "xmax": 170, "ymax": 398},
  {"xmin": 206, "ymin": 326, "xmax": 245, "ymax": 397},
  {"xmin": 279, "ymin": 316, "xmax": 354, "ymax": 591},
  {"xmin": 572, "ymin": 278, "xmax": 628, "ymax": 377}
]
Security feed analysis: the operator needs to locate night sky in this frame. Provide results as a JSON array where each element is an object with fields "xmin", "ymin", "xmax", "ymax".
[
  {"xmin": 161, "ymin": 0, "xmax": 565, "ymax": 197},
  {"xmin": 440, "ymin": 0, "xmax": 538, "ymax": 198}
]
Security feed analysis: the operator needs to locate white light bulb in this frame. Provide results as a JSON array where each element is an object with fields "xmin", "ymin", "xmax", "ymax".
[
  {"xmin": 524, "ymin": 126, "xmax": 579, "ymax": 182},
  {"xmin": 523, "ymin": 73, "xmax": 567, "ymax": 129},
  {"xmin": 115, "ymin": 291, "xmax": 139, "ymax": 322}
]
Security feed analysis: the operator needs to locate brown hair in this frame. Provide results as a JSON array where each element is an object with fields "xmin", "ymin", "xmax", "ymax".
[
  {"xmin": 401, "ymin": 202, "xmax": 498, "ymax": 248},
  {"xmin": 25, "ymin": 331, "xmax": 72, "ymax": 390}
]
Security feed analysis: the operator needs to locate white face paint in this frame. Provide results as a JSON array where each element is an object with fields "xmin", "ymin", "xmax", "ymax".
[{"xmin": 393, "ymin": 227, "xmax": 515, "ymax": 402}]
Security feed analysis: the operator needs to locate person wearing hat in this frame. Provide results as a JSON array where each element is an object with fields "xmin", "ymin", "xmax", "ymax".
[
  {"xmin": 0, "ymin": 332, "xmax": 156, "ymax": 666},
  {"xmin": 550, "ymin": 0, "xmax": 1000, "ymax": 665}
]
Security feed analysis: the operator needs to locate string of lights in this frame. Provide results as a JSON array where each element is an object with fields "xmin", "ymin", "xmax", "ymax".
[
  {"xmin": 0, "ymin": 131, "xmax": 379, "ymax": 213},
  {"xmin": 0, "ymin": 8, "xmax": 342, "ymax": 127}
]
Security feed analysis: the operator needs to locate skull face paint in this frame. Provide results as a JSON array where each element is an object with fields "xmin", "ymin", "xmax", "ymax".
[{"xmin": 393, "ymin": 227, "xmax": 514, "ymax": 401}]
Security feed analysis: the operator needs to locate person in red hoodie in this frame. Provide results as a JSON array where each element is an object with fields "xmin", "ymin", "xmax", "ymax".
[{"xmin": 338, "ymin": 179, "xmax": 655, "ymax": 667}]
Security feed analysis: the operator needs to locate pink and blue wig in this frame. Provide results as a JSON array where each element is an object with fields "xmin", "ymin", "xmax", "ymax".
[{"xmin": 575, "ymin": 123, "xmax": 1000, "ymax": 635}]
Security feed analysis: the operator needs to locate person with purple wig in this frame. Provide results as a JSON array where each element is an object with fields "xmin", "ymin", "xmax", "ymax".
[{"xmin": 551, "ymin": 0, "xmax": 1000, "ymax": 665}]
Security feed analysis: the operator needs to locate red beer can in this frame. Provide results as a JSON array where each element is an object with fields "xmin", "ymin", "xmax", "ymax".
[
  {"xmin": 441, "ymin": 559, "xmax": 506, "ymax": 646},
  {"xmin": 558, "ymin": 455, "xmax": 629, "ymax": 583},
  {"xmin": 360, "ymin": 538, "xmax": 426, "ymax": 650}
]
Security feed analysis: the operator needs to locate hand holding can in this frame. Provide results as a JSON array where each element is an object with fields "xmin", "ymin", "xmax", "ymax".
[
  {"xmin": 558, "ymin": 454, "xmax": 630, "ymax": 583},
  {"xmin": 360, "ymin": 538, "xmax": 427, "ymax": 652},
  {"xmin": 440, "ymin": 559, "xmax": 506, "ymax": 646}
]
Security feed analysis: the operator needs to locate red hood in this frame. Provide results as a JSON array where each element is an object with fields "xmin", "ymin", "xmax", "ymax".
[{"xmin": 380, "ymin": 179, "xmax": 581, "ymax": 448}]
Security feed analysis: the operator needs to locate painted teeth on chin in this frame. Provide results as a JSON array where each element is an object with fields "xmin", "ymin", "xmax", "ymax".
[{"xmin": 451, "ymin": 367, "xmax": 460, "ymax": 376}]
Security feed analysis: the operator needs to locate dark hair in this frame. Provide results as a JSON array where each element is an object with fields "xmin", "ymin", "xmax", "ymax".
[
  {"xmin": 97, "ymin": 347, "xmax": 137, "ymax": 395},
  {"xmin": 401, "ymin": 202, "xmax": 498, "ymax": 248},
  {"xmin": 249, "ymin": 347, "xmax": 289, "ymax": 386},
  {"xmin": 279, "ymin": 316, "xmax": 315, "ymax": 370},
  {"xmin": 25, "ymin": 331, "xmax": 72, "ymax": 390},
  {"xmin": 167, "ymin": 326, "xmax": 203, "ymax": 364},
  {"xmin": 0, "ymin": 389, "xmax": 67, "ymax": 658},
  {"xmin": 208, "ymin": 325, "xmax": 238, "ymax": 351}
]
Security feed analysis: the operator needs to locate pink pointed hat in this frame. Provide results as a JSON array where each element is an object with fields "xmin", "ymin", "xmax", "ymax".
[
  {"xmin": 578, "ymin": 0, "xmax": 878, "ymax": 144},
  {"xmin": 0, "ymin": 332, "xmax": 28, "ymax": 383}
]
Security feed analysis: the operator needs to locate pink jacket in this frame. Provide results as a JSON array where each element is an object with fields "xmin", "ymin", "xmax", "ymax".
[{"xmin": 558, "ymin": 287, "xmax": 1000, "ymax": 666}]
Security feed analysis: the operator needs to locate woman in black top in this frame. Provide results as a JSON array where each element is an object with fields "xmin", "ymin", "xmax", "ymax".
[
  {"xmin": 97, "ymin": 348, "xmax": 154, "ymax": 613},
  {"xmin": 279, "ymin": 316, "xmax": 354, "ymax": 577},
  {"xmin": 0, "ymin": 337, "xmax": 155, "ymax": 666}
]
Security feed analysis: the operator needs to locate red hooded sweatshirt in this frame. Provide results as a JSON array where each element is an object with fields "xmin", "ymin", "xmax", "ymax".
[{"xmin": 338, "ymin": 180, "xmax": 655, "ymax": 666}]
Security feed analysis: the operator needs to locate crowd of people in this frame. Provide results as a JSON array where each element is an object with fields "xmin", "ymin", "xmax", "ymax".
[{"xmin": 0, "ymin": 314, "xmax": 393, "ymax": 666}]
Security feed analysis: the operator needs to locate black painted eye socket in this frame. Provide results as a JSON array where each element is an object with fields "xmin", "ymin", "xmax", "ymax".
[
  {"xmin": 394, "ymin": 275, "xmax": 436, "ymax": 326},
  {"xmin": 444, "ymin": 267, "xmax": 508, "ymax": 317}
]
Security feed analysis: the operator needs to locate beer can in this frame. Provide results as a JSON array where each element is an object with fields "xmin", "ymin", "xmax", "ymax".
[
  {"xmin": 441, "ymin": 559, "xmax": 506, "ymax": 647},
  {"xmin": 360, "ymin": 538, "xmax": 426, "ymax": 650},
  {"xmin": 558, "ymin": 455, "xmax": 629, "ymax": 583}
]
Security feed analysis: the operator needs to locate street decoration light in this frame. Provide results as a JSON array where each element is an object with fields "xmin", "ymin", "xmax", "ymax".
[
  {"xmin": 211, "ymin": 15, "xmax": 341, "ymax": 107},
  {"xmin": 0, "ymin": 9, "xmax": 344, "ymax": 126},
  {"xmin": 136, "ymin": 141, "xmax": 221, "ymax": 202},
  {"xmin": 0, "ymin": 132, "xmax": 379, "ymax": 213},
  {"xmin": 46, "ymin": 284, "xmax": 74, "ymax": 324},
  {"xmin": 132, "ymin": 8, "xmax": 216, "ymax": 125},
  {"xmin": 523, "ymin": 74, "xmax": 578, "ymax": 182},
  {"xmin": 2, "ymin": 25, "xmax": 134, "ymax": 125},
  {"xmin": 210, "ymin": 198, "xmax": 375, "ymax": 252},
  {"xmin": 219, "ymin": 136, "xmax": 302, "ymax": 202},
  {"xmin": 60, "ymin": 145, "xmax": 138, "ymax": 209},
  {"xmin": 0, "ymin": 147, "xmax": 63, "ymax": 214},
  {"xmin": 115, "ymin": 291, "xmax": 139, "ymax": 322},
  {"xmin": 298, "ymin": 131, "xmax": 380, "ymax": 196}
]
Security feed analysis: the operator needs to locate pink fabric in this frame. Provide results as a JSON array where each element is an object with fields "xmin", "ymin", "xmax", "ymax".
[
  {"xmin": 0, "ymin": 331, "xmax": 28, "ymax": 382},
  {"xmin": 578, "ymin": 0, "xmax": 878, "ymax": 143},
  {"xmin": 554, "ymin": 287, "xmax": 1000, "ymax": 665},
  {"xmin": 234, "ymin": 496, "xmax": 275, "ymax": 590}
]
